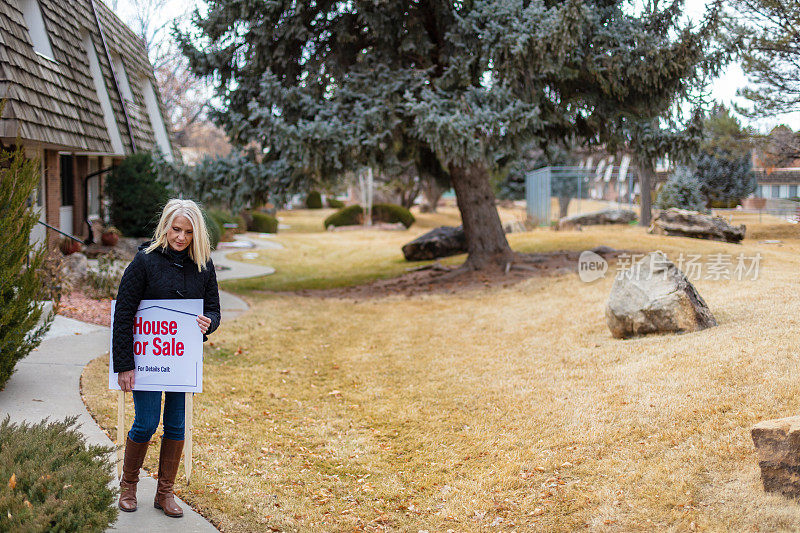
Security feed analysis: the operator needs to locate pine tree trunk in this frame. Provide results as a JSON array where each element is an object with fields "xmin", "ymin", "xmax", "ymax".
[
  {"xmin": 558, "ymin": 196, "xmax": 571, "ymax": 219},
  {"xmin": 421, "ymin": 177, "xmax": 443, "ymax": 213},
  {"xmin": 449, "ymin": 162, "xmax": 514, "ymax": 270}
]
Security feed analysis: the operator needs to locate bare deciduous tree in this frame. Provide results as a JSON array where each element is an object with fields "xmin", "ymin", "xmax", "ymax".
[{"xmin": 120, "ymin": 0, "xmax": 229, "ymax": 155}]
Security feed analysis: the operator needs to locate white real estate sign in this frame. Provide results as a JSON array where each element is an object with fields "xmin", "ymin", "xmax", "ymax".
[{"xmin": 109, "ymin": 299, "xmax": 203, "ymax": 393}]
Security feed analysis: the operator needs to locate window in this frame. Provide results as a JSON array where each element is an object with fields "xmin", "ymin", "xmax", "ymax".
[
  {"xmin": 21, "ymin": 0, "xmax": 55, "ymax": 60},
  {"xmin": 112, "ymin": 54, "xmax": 134, "ymax": 102},
  {"xmin": 790, "ymin": 185, "xmax": 797, "ymax": 198},
  {"xmin": 142, "ymin": 79, "xmax": 174, "ymax": 162},
  {"xmin": 60, "ymin": 155, "xmax": 73, "ymax": 206},
  {"xmin": 83, "ymin": 32, "xmax": 125, "ymax": 155}
]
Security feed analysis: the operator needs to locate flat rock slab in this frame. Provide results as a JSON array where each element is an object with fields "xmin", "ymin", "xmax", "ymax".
[
  {"xmin": 752, "ymin": 416, "xmax": 800, "ymax": 498},
  {"xmin": 606, "ymin": 251, "xmax": 717, "ymax": 339},
  {"xmin": 649, "ymin": 208, "xmax": 745, "ymax": 243},
  {"xmin": 556, "ymin": 209, "xmax": 637, "ymax": 230}
]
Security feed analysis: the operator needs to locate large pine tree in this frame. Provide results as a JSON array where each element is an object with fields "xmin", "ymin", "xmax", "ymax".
[{"xmin": 179, "ymin": 0, "xmax": 722, "ymax": 270}]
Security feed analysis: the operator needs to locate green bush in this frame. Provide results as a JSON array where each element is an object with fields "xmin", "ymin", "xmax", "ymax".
[
  {"xmin": 372, "ymin": 203, "xmax": 415, "ymax": 228},
  {"xmin": 233, "ymin": 215, "xmax": 247, "ymax": 234},
  {"xmin": 324, "ymin": 205, "xmax": 363, "ymax": 228},
  {"xmin": 203, "ymin": 209, "xmax": 221, "ymax": 250},
  {"xmin": 1, "ymin": 142, "xmax": 53, "ymax": 390},
  {"xmin": 207, "ymin": 208, "xmax": 234, "ymax": 228},
  {"xmin": 0, "ymin": 416, "xmax": 117, "ymax": 531},
  {"xmin": 327, "ymin": 197, "xmax": 344, "ymax": 208},
  {"xmin": 655, "ymin": 167, "xmax": 707, "ymax": 213},
  {"xmin": 306, "ymin": 191, "xmax": 323, "ymax": 209},
  {"xmin": 105, "ymin": 153, "xmax": 169, "ymax": 237},
  {"xmin": 249, "ymin": 211, "xmax": 279, "ymax": 233}
]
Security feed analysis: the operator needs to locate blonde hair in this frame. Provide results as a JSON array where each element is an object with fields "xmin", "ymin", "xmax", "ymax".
[{"xmin": 145, "ymin": 199, "xmax": 211, "ymax": 271}]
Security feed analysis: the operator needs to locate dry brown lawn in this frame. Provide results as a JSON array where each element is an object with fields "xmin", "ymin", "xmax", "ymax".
[{"xmin": 81, "ymin": 210, "xmax": 800, "ymax": 532}]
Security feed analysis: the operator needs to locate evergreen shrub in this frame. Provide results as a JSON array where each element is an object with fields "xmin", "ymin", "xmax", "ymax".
[
  {"xmin": 0, "ymin": 143, "xmax": 53, "ymax": 390},
  {"xmin": 324, "ymin": 205, "xmax": 363, "ymax": 228},
  {"xmin": 372, "ymin": 203, "xmax": 415, "ymax": 228},
  {"xmin": 202, "ymin": 210, "xmax": 221, "ymax": 250},
  {"xmin": 207, "ymin": 208, "xmax": 235, "ymax": 229},
  {"xmin": 105, "ymin": 153, "xmax": 168, "ymax": 237},
  {"xmin": 0, "ymin": 416, "xmax": 117, "ymax": 531},
  {"xmin": 249, "ymin": 211, "xmax": 279, "ymax": 233},
  {"xmin": 234, "ymin": 215, "xmax": 247, "ymax": 233},
  {"xmin": 655, "ymin": 168, "xmax": 707, "ymax": 213},
  {"xmin": 306, "ymin": 191, "xmax": 323, "ymax": 209}
]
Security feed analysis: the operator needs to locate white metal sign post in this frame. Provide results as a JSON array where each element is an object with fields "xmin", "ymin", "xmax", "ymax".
[{"xmin": 109, "ymin": 299, "xmax": 203, "ymax": 482}]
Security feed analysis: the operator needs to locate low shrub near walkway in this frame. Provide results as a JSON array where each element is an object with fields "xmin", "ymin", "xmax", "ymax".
[{"xmin": 0, "ymin": 416, "xmax": 117, "ymax": 532}]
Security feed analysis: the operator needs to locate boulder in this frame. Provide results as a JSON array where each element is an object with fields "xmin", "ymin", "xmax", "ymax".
[
  {"xmin": 503, "ymin": 220, "xmax": 527, "ymax": 234},
  {"xmin": 402, "ymin": 226, "xmax": 466, "ymax": 261},
  {"xmin": 556, "ymin": 209, "xmax": 637, "ymax": 230},
  {"xmin": 605, "ymin": 251, "xmax": 717, "ymax": 339},
  {"xmin": 649, "ymin": 208, "xmax": 745, "ymax": 243},
  {"xmin": 61, "ymin": 252, "xmax": 88, "ymax": 285},
  {"xmin": 752, "ymin": 416, "xmax": 800, "ymax": 498}
]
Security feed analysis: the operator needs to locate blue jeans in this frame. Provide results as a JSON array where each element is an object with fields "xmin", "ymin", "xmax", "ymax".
[{"xmin": 128, "ymin": 391, "xmax": 185, "ymax": 443}]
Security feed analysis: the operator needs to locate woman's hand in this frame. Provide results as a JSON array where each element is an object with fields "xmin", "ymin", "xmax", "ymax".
[
  {"xmin": 197, "ymin": 314, "xmax": 212, "ymax": 334},
  {"xmin": 118, "ymin": 370, "xmax": 135, "ymax": 392}
]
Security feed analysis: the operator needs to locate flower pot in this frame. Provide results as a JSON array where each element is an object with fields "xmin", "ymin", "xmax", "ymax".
[
  {"xmin": 59, "ymin": 239, "xmax": 82, "ymax": 255},
  {"xmin": 101, "ymin": 232, "xmax": 120, "ymax": 246}
]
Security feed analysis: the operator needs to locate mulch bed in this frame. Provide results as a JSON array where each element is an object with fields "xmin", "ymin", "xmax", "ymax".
[
  {"xmin": 58, "ymin": 291, "xmax": 113, "ymax": 326},
  {"xmin": 286, "ymin": 247, "xmax": 635, "ymax": 299}
]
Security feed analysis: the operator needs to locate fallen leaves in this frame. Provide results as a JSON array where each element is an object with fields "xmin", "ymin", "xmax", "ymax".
[{"xmin": 8, "ymin": 473, "xmax": 16, "ymax": 489}]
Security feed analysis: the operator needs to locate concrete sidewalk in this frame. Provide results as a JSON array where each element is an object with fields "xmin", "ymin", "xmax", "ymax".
[
  {"xmin": 0, "ymin": 240, "xmax": 276, "ymax": 532},
  {"xmin": 212, "ymin": 233, "xmax": 280, "ymax": 281}
]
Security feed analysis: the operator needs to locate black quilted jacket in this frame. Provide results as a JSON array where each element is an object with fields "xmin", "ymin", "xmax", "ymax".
[{"xmin": 112, "ymin": 242, "xmax": 221, "ymax": 373}]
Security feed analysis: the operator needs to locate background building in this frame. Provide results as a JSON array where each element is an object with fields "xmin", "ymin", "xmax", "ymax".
[{"xmin": 0, "ymin": 0, "xmax": 179, "ymax": 246}]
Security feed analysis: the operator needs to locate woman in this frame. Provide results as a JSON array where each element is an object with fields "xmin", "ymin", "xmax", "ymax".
[{"xmin": 112, "ymin": 198, "xmax": 221, "ymax": 518}]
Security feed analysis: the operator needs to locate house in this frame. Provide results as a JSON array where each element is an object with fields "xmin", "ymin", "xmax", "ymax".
[{"xmin": 0, "ymin": 0, "xmax": 180, "ymax": 246}]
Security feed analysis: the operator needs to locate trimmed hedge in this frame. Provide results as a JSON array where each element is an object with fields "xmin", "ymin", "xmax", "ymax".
[
  {"xmin": 372, "ymin": 203, "xmax": 415, "ymax": 228},
  {"xmin": 208, "ymin": 208, "xmax": 235, "ymax": 229},
  {"xmin": 306, "ymin": 191, "xmax": 323, "ymax": 209},
  {"xmin": 249, "ymin": 211, "xmax": 279, "ymax": 233},
  {"xmin": 233, "ymin": 214, "xmax": 247, "ymax": 234},
  {"xmin": 203, "ymin": 209, "xmax": 221, "ymax": 250},
  {"xmin": 324, "ymin": 205, "xmax": 363, "ymax": 228},
  {"xmin": 0, "ymin": 416, "xmax": 117, "ymax": 532},
  {"xmin": 327, "ymin": 197, "xmax": 345, "ymax": 208},
  {"xmin": 323, "ymin": 203, "xmax": 415, "ymax": 229}
]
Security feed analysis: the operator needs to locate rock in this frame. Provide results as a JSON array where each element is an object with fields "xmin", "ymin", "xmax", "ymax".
[
  {"xmin": 503, "ymin": 220, "xmax": 527, "ymax": 234},
  {"xmin": 556, "ymin": 209, "xmax": 637, "ymax": 230},
  {"xmin": 752, "ymin": 416, "xmax": 800, "ymax": 498},
  {"xmin": 605, "ymin": 251, "xmax": 717, "ymax": 339},
  {"xmin": 61, "ymin": 252, "xmax": 88, "ymax": 285},
  {"xmin": 649, "ymin": 208, "xmax": 745, "ymax": 243},
  {"xmin": 402, "ymin": 226, "xmax": 467, "ymax": 261}
]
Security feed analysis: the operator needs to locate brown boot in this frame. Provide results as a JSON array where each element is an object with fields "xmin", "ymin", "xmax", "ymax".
[
  {"xmin": 118, "ymin": 437, "xmax": 149, "ymax": 512},
  {"xmin": 153, "ymin": 437, "xmax": 184, "ymax": 518}
]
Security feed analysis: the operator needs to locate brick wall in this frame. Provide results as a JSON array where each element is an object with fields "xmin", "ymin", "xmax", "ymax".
[
  {"xmin": 43, "ymin": 149, "xmax": 60, "ymax": 247},
  {"xmin": 74, "ymin": 155, "xmax": 87, "ymax": 238}
]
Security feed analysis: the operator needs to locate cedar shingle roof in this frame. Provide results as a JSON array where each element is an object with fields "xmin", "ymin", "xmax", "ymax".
[
  {"xmin": 0, "ymin": 0, "xmax": 179, "ymax": 159},
  {"xmin": 754, "ymin": 169, "xmax": 800, "ymax": 185}
]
